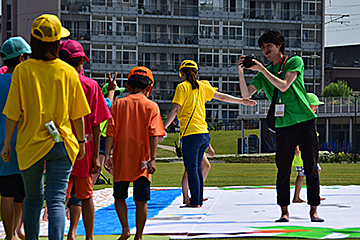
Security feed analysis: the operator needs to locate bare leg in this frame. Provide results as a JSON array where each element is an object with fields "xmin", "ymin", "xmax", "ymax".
[
  {"xmin": 81, "ymin": 197, "xmax": 95, "ymax": 240},
  {"xmin": 13, "ymin": 201, "xmax": 24, "ymax": 239},
  {"xmin": 181, "ymin": 172, "xmax": 190, "ymax": 204},
  {"xmin": 67, "ymin": 204, "xmax": 81, "ymax": 240},
  {"xmin": 115, "ymin": 199, "xmax": 130, "ymax": 240},
  {"xmin": 15, "ymin": 211, "xmax": 25, "ymax": 240},
  {"xmin": 293, "ymin": 176, "xmax": 306, "ymax": 203},
  {"xmin": 134, "ymin": 200, "xmax": 147, "ymax": 240},
  {"xmin": 201, "ymin": 154, "xmax": 211, "ymax": 181},
  {"xmin": 92, "ymin": 155, "xmax": 105, "ymax": 186},
  {"xmin": 1, "ymin": 197, "xmax": 15, "ymax": 240}
]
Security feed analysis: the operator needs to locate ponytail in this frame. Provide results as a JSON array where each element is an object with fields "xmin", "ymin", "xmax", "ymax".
[{"xmin": 181, "ymin": 67, "xmax": 199, "ymax": 90}]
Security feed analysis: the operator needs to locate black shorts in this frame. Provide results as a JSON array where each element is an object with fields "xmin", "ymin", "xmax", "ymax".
[
  {"xmin": 113, "ymin": 176, "xmax": 150, "ymax": 201},
  {"xmin": 0, "ymin": 174, "xmax": 25, "ymax": 203}
]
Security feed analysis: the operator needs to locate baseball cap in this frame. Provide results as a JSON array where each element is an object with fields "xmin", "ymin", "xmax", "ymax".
[
  {"xmin": 101, "ymin": 83, "xmax": 125, "ymax": 96},
  {"xmin": 31, "ymin": 14, "xmax": 70, "ymax": 42},
  {"xmin": 0, "ymin": 37, "xmax": 32, "ymax": 60},
  {"xmin": 307, "ymin": 93, "xmax": 324, "ymax": 105},
  {"xmin": 59, "ymin": 39, "xmax": 89, "ymax": 61},
  {"xmin": 179, "ymin": 60, "xmax": 198, "ymax": 77},
  {"xmin": 128, "ymin": 66, "xmax": 154, "ymax": 84}
]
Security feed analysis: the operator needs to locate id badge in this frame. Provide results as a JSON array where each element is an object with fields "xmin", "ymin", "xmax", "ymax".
[{"xmin": 274, "ymin": 104, "xmax": 285, "ymax": 117}]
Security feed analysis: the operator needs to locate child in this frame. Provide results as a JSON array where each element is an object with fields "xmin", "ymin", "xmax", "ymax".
[
  {"xmin": 163, "ymin": 59, "xmax": 256, "ymax": 208},
  {"xmin": 92, "ymin": 79, "xmax": 125, "ymax": 183},
  {"xmin": 105, "ymin": 66, "xmax": 166, "ymax": 240},
  {"xmin": 59, "ymin": 39, "xmax": 112, "ymax": 240},
  {"xmin": 0, "ymin": 36, "xmax": 31, "ymax": 240},
  {"xmin": 292, "ymin": 93, "xmax": 325, "ymax": 203},
  {"xmin": 0, "ymin": 14, "xmax": 90, "ymax": 239}
]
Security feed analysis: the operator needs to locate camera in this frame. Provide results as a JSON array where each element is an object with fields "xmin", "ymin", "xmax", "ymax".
[{"xmin": 242, "ymin": 56, "xmax": 257, "ymax": 68}]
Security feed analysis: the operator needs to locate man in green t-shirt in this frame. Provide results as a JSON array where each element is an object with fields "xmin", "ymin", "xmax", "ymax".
[{"xmin": 237, "ymin": 30, "xmax": 323, "ymax": 222}]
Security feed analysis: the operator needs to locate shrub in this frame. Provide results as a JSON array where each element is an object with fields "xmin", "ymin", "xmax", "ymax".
[{"xmin": 321, "ymin": 80, "xmax": 353, "ymax": 97}]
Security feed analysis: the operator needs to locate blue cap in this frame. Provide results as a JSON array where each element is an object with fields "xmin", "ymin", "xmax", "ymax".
[{"xmin": 0, "ymin": 37, "xmax": 31, "ymax": 60}]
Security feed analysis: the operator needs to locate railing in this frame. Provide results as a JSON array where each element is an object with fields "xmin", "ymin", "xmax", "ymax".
[{"xmin": 61, "ymin": 1, "xmax": 322, "ymax": 20}]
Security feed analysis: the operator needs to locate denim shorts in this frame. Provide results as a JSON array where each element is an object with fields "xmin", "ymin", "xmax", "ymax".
[{"xmin": 113, "ymin": 176, "xmax": 150, "ymax": 201}]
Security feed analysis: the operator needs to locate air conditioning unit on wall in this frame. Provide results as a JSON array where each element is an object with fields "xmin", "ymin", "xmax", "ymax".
[
  {"xmin": 138, "ymin": 8, "xmax": 144, "ymax": 15},
  {"xmin": 82, "ymin": 6, "xmax": 89, "ymax": 12}
]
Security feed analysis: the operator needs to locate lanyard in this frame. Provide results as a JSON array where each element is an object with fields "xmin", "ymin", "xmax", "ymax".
[{"xmin": 271, "ymin": 55, "xmax": 287, "ymax": 103}]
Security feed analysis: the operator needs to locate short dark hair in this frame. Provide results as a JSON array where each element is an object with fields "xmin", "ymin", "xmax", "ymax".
[
  {"xmin": 127, "ymin": 75, "xmax": 152, "ymax": 90},
  {"xmin": 1, "ymin": 53, "xmax": 30, "ymax": 67},
  {"xmin": 258, "ymin": 30, "xmax": 285, "ymax": 54},
  {"xmin": 59, "ymin": 49, "xmax": 81, "ymax": 68},
  {"xmin": 30, "ymin": 35, "xmax": 59, "ymax": 60}
]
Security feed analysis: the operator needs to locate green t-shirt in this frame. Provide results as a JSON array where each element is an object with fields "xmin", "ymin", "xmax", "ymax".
[{"xmin": 250, "ymin": 56, "xmax": 316, "ymax": 128}]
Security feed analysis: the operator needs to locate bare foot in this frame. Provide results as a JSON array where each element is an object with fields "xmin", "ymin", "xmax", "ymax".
[
  {"xmin": 183, "ymin": 197, "xmax": 190, "ymax": 205},
  {"xmin": 117, "ymin": 232, "xmax": 131, "ymax": 240},
  {"xmin": 292, "ymin": 198, "xmax": 306, "ymax": 203}
]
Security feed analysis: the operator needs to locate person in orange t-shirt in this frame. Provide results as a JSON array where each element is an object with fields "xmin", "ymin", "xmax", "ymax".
[{"xmin": 105, "ymin": 66, "xmax": 165, "ymax": 240}]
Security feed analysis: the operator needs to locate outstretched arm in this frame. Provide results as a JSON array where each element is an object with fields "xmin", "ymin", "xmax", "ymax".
[
  {"xmin": 212, "ymin": 92, "xmax": 257, "ymax": 106},
  {"xmin": 163, "ymin": 103, "xmax": 181, "ymax": 129}
]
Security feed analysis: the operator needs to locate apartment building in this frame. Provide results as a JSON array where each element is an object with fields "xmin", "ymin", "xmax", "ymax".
[{"xmin": 1, "ymin": 0, "xmax": 324, "ymax": 123}]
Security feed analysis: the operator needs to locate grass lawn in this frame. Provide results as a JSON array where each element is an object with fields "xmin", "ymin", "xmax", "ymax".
[{"xmin": 160, "ymin": 131, "xmax": 248, "ymax": 155}]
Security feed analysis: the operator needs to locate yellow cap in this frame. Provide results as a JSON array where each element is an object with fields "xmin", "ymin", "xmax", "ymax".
[
  {"xmin": 179, "ymin": 60, "xmax": 198, "ymax": 77},
  {"xmin": 31, "ymin": 14, "xmax": 70, "ymax": 42}
]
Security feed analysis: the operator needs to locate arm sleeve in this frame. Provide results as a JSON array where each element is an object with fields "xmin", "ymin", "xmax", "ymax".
[
  {"xmin": 69, "ymin": 72, "xmax": 91, "ymax": 120},
  {"xmin": 172, "ymin": 84, "xmax": 185, "ymax": 106},
  {"xmin": 3, "ymin": 69, "xmax": 22, "ymax": 121},
  {"xmin": 285, "ymin": 56, "xmax": 303, "ymax": 74},
  {"xmin": 106, "ymin": 102, "xmax": 116, "ymax": 138},
  {"xmin": 201, "ymin": 81, "xmax": 216, "ymax": 101},
  {"xmin": 90, "ymin": 84, "xmax": 112, "ymax": 126},
  {"xmin": 149, "ymin": 104, "xmax": 166, "ymax": 137}
]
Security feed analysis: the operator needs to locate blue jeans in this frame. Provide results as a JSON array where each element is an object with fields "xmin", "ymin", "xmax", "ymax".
[
  {"xmin": 21, "ymin": 142, "xmax": 73, "ymax": 240},
  {"xmin": 182, "ymin": 133, "xmax": 210, "ymax": 206}
]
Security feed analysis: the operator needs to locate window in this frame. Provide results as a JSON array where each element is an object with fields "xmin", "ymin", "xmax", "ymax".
[
  {"xmin": 91, "ymin": 44, "xmax": 112, "ymax": 64},
  {"xmin": 116, "ymin": 45, "xmax": 137, "ymax": 65},
  {"xmin": 116, "ymin": 17, "xmax": 137, "ymax": 36},
  {"xmin": 223, "ymin": 22, "xmax": 242, "ymax": 40}
]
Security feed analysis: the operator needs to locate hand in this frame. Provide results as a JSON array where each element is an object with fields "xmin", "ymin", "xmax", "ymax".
[
  {"xmin": 104, "ymin": 155, "xmax": 113, "ymax": 176},
  {"xmin": 90, "ymin": 155, "xmax": 101, "ymax": 174},
  {"xmin": 0, "ymin": 145, "xmax": 11, "ymax": 162},
  {"xmin": 207, "ymin": 145, "xmax": 215, "ymax": 158},
  {"xmin": 148, "ymin": 160, "xmax": 156, "ymax": 174},
  {"xmin": 238, "ymin": 55, "xmax": 245, "ymax": 72},
  {"xmin": 158, "ymin": 136, "xmax": 164, "ymax": 142},
  {"xmin": 107, "ymin": 72, "xmax": 118, "ymax": 91},
  {"xmin": 241, "ymin": 99, "xmax": 257, "ymax": 106},
  {"xmin": 77, "ymin": 143, "xmax": 85, "ymax": 160}
]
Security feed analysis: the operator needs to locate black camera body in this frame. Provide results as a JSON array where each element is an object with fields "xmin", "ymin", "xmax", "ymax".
[{"xmin": 242, "ymin": 56, "xmax": 257, "ymax": 68}]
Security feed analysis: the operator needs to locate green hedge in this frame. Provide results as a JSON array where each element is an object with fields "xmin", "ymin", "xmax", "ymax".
[{"xmin": 158, "ymin": 151, "xmax": 357, "ymax": 164}]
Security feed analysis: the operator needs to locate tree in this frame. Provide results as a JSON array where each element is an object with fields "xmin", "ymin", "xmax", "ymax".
[{"xmin": 321, "ymin": 80, "xmax": 353, "ymax": 97}]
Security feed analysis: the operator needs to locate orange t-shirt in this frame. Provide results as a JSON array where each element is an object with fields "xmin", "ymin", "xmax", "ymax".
[{"xmin": 106, "ymin": 94, "xmax": 166, "ymax": 182}]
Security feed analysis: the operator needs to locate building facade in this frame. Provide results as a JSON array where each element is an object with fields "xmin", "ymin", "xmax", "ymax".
[{"xmin": 1, "ymin": 0, "xmax": 324, "ymax": 122}]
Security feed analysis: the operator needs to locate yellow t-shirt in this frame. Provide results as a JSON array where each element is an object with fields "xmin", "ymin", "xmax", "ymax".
[
  {"xmin": 3, "ymin": 59, "xmax": 91, "ymax": 170},
  {"xmin": 172, "ymin": 80, "xmax": 216, "ymax": 137}
]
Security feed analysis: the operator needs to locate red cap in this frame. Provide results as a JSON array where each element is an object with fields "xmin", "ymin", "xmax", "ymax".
[{"xmin": 59, "ymin": 39, "xmax": 89, "ymax": 62}]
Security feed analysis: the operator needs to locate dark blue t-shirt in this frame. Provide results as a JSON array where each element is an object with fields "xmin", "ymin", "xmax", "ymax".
[{"xmin": 0, "ymin": 73, "xmax": 20, "ymax": 175}]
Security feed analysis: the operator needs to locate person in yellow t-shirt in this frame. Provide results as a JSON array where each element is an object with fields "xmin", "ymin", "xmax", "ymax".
[
  {"xmin": 0, "ymin": 14, "xmax": 90, "ymax": 240},
  {"xmin": 162, "ymin": 59, "xmax": 256, "ymax": 208}
]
